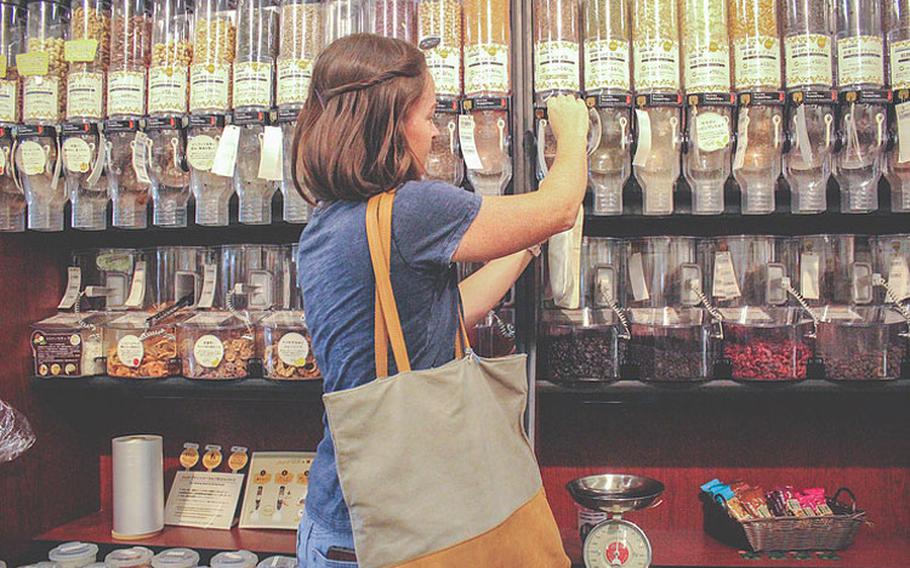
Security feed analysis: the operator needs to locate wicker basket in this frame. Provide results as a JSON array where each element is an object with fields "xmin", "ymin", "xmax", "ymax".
[{"xmin": 703, "ymin": 487, "xmax": 867, "ymax": 552}]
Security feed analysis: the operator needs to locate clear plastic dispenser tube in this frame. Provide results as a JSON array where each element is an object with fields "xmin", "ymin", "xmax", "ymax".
[
  {"xmin": 886, "ymin": 0, "xmax": 910, "ymax": 211},
  {"xmin": 0, "ymin": 2, "xmax": 24, "ymax": 232}
]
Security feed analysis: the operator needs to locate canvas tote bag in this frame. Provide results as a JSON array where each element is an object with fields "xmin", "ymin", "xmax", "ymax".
[{"xmin": 322, "ymin": 191, "xmax": 569, "ymax": 568}]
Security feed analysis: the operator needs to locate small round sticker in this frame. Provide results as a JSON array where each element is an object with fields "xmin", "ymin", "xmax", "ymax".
[
  {"xmin": 117, "ymin": 334, "xmax": 144, "ymax": 367},
  {"xmin": 62, "ymin": 136, "xmax": 92, "ymax": 173},
  {"xmin": 277, "ymin": 332, "xmax": 309, "ymax": 367},
  {"xmin": 186, "ymin": 134, "xmax": 217, "ymax": 171},
  {"xmin": 695, "ymin": 112, "xmax": 731, "ymax": 153},
  {"xmin": 193, "ymin": 334, "xmax": 225, "ymax": 368},
  {"xmin": 18, "ymin": 140, "xmax": 46, "ymax": 176}
]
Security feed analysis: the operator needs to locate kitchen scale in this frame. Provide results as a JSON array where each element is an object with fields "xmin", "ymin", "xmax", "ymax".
[{"xmin": 567, "ymin": 474, "xmax": 665, "ymax": 568}]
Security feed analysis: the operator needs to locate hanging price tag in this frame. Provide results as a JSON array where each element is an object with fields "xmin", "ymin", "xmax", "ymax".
[
  {"xmin": 888, "ymin": 256, "xmax": 910, "ymax": 301},
  {"xmin": 211, "ymin": 124, "xmax": 241, "ymax": 177},
  {"xmin": 16, "ymin": 52, "xmax": 49, "ymax": 76},
  {"xmin": 0, "ymin": 58, "xmax": 6, "ymax": 79},
  {"xmin": 794, "ymin": 104, "xmax": 814, "ymax": 165},
  {"xmin": 197, "ymin": 263, "xmax": 217, "ymax": 309},
  {"xmin": 131, "ymin": 131, "xmax": 152, "ymax": 185},
  {"xmin": 733, "ymin": 111, "xmax": 749, "ymax": 171},
  {"xmin": 695, "ymin": 112, "xmax": 730, "ymax": 153},
  {"xmin": 800, "ymin": 251, "xmax": 820, "ymax": 300},
  {"xmin": 123, "ymin": 260, "xmax": 147, "ymax": 308},
  {"xmin": 632, "ymin": 109, "xmax": 651, "ymax": 167},
  {"xmin": 628, "ymin": 252, "xmax": 650, "ymax": 302},
  {"xmin": 897, "ymin": 102, "xmax": 910, "ymax": 164},
  {"xmin": 64, "ymin": 39, "xmax": 99, "ymax": 63},
  {"xmin": 712, "ymin": 251, "xmax": 741, "ymax": 299},
  {"xmin": 257, "ymin": 126, "xmax": 283, "ymax": 181},
  {"xmin": 458, "ymin": 114, "xmax": 484, "ymax": 170},
  {"xmin": 58, "ymin": 267, "xmax": 82, "ymax": 310}
]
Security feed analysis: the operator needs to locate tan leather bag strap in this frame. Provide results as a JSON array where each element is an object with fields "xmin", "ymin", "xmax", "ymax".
[{"xmin": 367, "ymin": 191, "xmax": 472, "ymax": 378}]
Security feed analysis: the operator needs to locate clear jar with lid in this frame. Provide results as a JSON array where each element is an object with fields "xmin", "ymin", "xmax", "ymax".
[
  {"xmin": 234, "ymin": 0, "xmax": 277, "ymax": 111},
  {"xmin": 48, "ymin": 542, "xmax": 99, "ymax": 568},
  {"xmin": 190, "ymin": 0, "xmax": 236, "ymax": 113},
  {"xmin": 632, "ymin": 0, "xmax": 680, "ymax": 94},
  {"xmin": 417, "ymin": 0, "xmax": 461, "ymax": 98},
  {"xmin": 259, "ymin": 310, "xmax": 320, "ymax": 379},
  {"xmin": 276, "ymin": 0, "xmax": 322, "ymax": 109},
  {"xmin": 107, "ymin": 0, "xmax": 150, "ymax": 118},
  {"xmin": 730, "ymin": 0, "xmax": 781, "ymax": 91},
  {"xmin": 62, "ymin": 121, "xmax": 109, "ymax": 230},
  {"xmin": 623, "ymin": 236, "xmax": 716, "ymax": 381},
  {"xmin": 218, "ymin": 243, "xmax": 285, "ymax": 310},
  {"xmin": 148, "ymin": 115, "xmax": 191, "ymax": 226},
  {"xmin": 22, "ymin": 0, "xmax": 69, "ymax": 124},
  {"xmin": 834, "ymin": 0, "xmax": 886, "ymax": 214},
  {"xmin": 103, "ymin": 310, "xmax": 180, "ymax": 377},
  {"xmin": 584, "ymin": 0, "xmax": 631, "ymax": 96},
  {"xmin": 368, "ymin": 0, "xmax": 416, "ymax": 41},
  {"xmin": 463, "ymin": 0, "xmax": 509, "ymax": 97},
  {"xmin": 72, "ymin": 246, "xmax": 144, "ymax": 310},
  {"xmin": 178, "ymin": 311, "xmax": 256, "ymax": 379},
  {"xmin": 17, "ymin": 122, "xmax": 66, "ymax": 230},
  {"xmin": 0, "ymin": 2, "xmax": 24, "ymax": 232},
  {"xmin": 210, "ymin": 552, "xmax": 258, "ymax": 568},
  {"xmin": 151, "ymin": 549, "xmax": 200, "ymax": 568},
  {"xmin": 533, "ymin": 0, "xmax": 579, "ymax": 102},
  {"xmin": 324, "ymin": 0, "xmax": 365, "ymax": 44},
  {"xmin": 31, "ymin": 312, "xmax": 108, "ymax": 376},
  {"xmin": 149, "ymin": 0, "xmax": 192, "ymax": 116},
  {"xmin": 65, "ymin": 0, "xmax": 109, "ymax": 121},
  {"xmin": 104, "ymin": 547, "xmax": 154, "ymax": 568},
  {"xmin": 106, "ymin": 118, "xmax": 152, "ymax": 229},
  {"xmin": 187, "ymin": 112, "xmax": 233, "ymax": 225}
]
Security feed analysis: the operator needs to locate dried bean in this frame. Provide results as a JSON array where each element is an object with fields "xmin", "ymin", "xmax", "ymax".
[
  {"xmin": 722, "ymin": 324, "xmax": 810, "ymax": 380},
  {"xmin": 538, "ymin": 328, "xmax": 620, "ymax": 381},
  {"xmin": 626, "ymin": 325, "xmax": 707, "ymax": 381}
]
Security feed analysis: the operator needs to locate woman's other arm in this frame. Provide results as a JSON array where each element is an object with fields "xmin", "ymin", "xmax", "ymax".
[{"xmin": 458, "ymin": 249, "xmax": 534, "ymax": 327}]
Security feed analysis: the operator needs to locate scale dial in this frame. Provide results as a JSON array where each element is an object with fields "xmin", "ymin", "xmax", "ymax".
[{"xmin": 582, "ymin": 518, "xmax": 652, "ymax": 568}]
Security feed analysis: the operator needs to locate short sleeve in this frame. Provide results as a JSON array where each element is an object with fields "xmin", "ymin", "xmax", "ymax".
[{"xmin": 392, "ymin": 181, "xmax": 482, "ymax": 271}]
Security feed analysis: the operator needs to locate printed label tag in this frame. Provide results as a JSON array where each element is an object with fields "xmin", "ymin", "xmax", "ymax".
[
  {"xmin": 712, "ymin": 251, "xmax": 741, "ymax": 299},
  {"xmin": 66, "ymin": 72, "xmax": 104, "ymax": 119},
  {"xmin": 186, "ymin": 134, "xmax": 218, "ymax": 171},
  {"xmin": 23, "ymin": 76, "xmax": 60, "ymax": 121},
  {"xmin": 211, "ymin": 124, "xmax": 240, "ymax": 177},
  {"xmin": 632, "ymin": 109, "xmax": 651, "ymax": 167},
  {"xmin": 278, "ymin": 332, "xmax": 310, "ymax": 367},
  {"xmin": 19, "ymin": 140, "xmax": 47, "ymax": 176},
  {"xmin": 108, "ymin": 71, "xmax": 146, "ymax": 116},
  {"xmin": 233, "ymin": 62, "xmax": 273, "ymax": 109},
  {"xmin": 0, "ymin": 80, "xmax": 18, "ymax": 123},
  {"xmin": 837, "ymin": 36, "xmax": 884, "ymax": 86},
  {"xmin": 124, "ymin": 260, "xmax": 147, "ymax": 308},
  {"xmin": 897, "ymin": 102, "xmax": 910, "ymax": 164},
  {"xmin": 62, "ymin": 137, "xmax": 92, "ymax": 173},
  {"xmin": 132, "ymin": 131, "xmax": 152, "ymax": 185},
  {"xmin": 149, "ymin": 66, "xmax": 189, "ymax": 115},
  {"xmin": 800, "ymin": 251, "xmax": 820, "ymax": 300},
  {"xmin": 194, "ymin": 334, "xmax": 225, "ymax": 368},
  {"xmin": 733, "ymin": 111, "xmax": 749, "ymax": 170},
  {"xmin": 628, "ymin": 252, "xmax": 650, "ymax": 302},
  {"xmin": 534, "ymin": 40, "xmax": 580, "ymax": 94},
  {"xmin": 794, "ymin": 104, "xmax": 813, "ymax": 164},
  {"xmin": 633, "ymin": 39, "xmax": 681, "ymax": 91},
  {"xmin": 277, "ymin": 58, "xmax": 313, "ymax": 106},
  {"xmin": 784, "ymin": 34, "xmax": 833, "ymax": 88},
  {"xmin": 16, "ymin": 52, "xmax": 49, "ymax": 76},
  {"xmin": 258, "ymin": 125, "xmax": 283, "ymax": 181},
  {"xmin": 58, "ymin": 266, "xmax": 82, "ymax": 310},
  {"xmin": 197, "ymin": 263, "xmax": 217, "ymax": 309},
  {"xmin": 117, "ymin": 335, "xmax": 144, "ymax": 368},
  {"xmin": 424, "ymin": 47, "xmax": 461, "ymax": 97},
  {"xmin": 694, "ymin": 111, "xmax": 730, "ymax": 153},
  {"xmin": 888, "ymin": 256, "xmax": 910, "ymax": 301},
  {"xmin": 734, "ymin": 36, "xmax": 782, "ymax": 89},
  {"xmin": 464, "ymin": 43, "xmax": 509, "ymax": 96},
  {"xmin": 190, "ymin": 64, "xmax": 231, "ymax": 112},
  {"xmin": 890, "ymin": 40, "xmax": 910, "ymax": 90},
  {"xmin": 684, "ymin": 46, "xmax": 731, "ymax": 93},
  {"xmin": 584, "ymin": 39, "xmax": 630, "ymax": 93},
  {"xmin": 64, "ymin": 39, "xmax": 99, "ymax": 63},
  {"xmin": 458, "ymin": 114, "xmax": 484, "ymax": 170}
]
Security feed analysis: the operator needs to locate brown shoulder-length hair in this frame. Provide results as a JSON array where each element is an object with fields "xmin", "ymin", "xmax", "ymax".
[{"xmin": 292, "ymin": 34, "xmax": 429, "ymax": 205}]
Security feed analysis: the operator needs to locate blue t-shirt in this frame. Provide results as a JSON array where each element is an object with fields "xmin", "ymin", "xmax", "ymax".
[{"xmin": 297, "ymin": 180, "xmax": 483, "ymax": 531}]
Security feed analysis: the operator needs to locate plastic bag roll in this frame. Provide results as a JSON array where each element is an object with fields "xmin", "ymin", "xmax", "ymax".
[{"xmin": 112, "ymin": 434, "xmax": 164, "ymax": 538}]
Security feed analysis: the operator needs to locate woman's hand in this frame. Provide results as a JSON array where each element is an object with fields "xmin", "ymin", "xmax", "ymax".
[{"xmin": 547, "ymin": 94, "xmax": 589, "ymax": 152}]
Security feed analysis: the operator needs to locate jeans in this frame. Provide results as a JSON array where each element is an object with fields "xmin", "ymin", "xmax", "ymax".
[{"xmin": 296, "ymin": 509, "xmax": 359, "ymax": 568}]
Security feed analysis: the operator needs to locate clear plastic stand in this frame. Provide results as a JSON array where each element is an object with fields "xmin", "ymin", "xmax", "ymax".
[
  {"xmin": 426, "ymin": 111, "xmax": 464, "ymax": 186},
  {"xmin": 279, "ymin": 121, "xmax": 310, "ymax": 224},
  {"xmin": 886, "ymin": 143, "xmax": 910, "ymax": 212},
  {"xmin": 0, "ymin": 139, "xmax": 24, "ymax": 231},
  {"xmin": 20, "ymin": 135, "xmax": 65, "ymax": 232},
  {"xmin": 835, "ymin": 102, "xmax": 886, "ymax": 213},
  {"xmin": 67, "ymin": 133, "xmax": 109, "ymax": 231},
  {"xmin": 149, "ymin": 129, "xmax": 190, "ymax": 227},
  {"xmin": 634, "ymin": 106, "xmax": 681, "ymax": 216},
  {"xmin": 464, "ymin": 108, "xmax": 511, "ymax": 196},
  {"xmin": 188, "ymin": 124, "xmax": 232, "ymax": 226},
  {"xmin": 235, "ymin": 125, "xmax": 276, "ymax": 225},
  {"xmin": 685, "ymin": 105, "xmax": 732, "ymax": 216},
  {"xmin": 785, "ymin": 103, "xmax": 835, "ymax": 214},
  {"xmin": 733, "ymin": 104, "xmax": 783, "ymax": 215},
  {"xmin": 109, "ymin": 130, "xmax": 151, "ymax": 230},
  {"xmin": 589, "ymin": 107, "xmax": 630, "ymax": 216}
]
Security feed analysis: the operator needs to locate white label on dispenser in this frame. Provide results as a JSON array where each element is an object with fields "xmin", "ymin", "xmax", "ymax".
[
  {"xmin": 124, "ymin": 260, "xmax": 147, "ymax": 308},
  {"xmin": 891, "ymin": 40, "xmax": 910, "ymax": 90},
  {"xmin": 633, "ymin": 39, "xmax": 681, "ymax": 91},
  {"xmin": 584, "ymin": 39, "xmax": 630, "ymax": 92},
  {"xmin": 66, "ymin": 71, "xmax": 104, "ymax": 119},
  {"xmin": 734, "ymin": 36, "xmax": 781, "ymax": 90},
  {"xmin": 632, "ymin": 109, "xmax": 651, "ymax": 167},
  {"xmin": 190, "ymin": 63, "xmax": 231, "ymax": 112},
  {"xmin": 424, "ymin": 46, "xmax": 461, "ymax": 97},
  {"xmin": 211, "ymin": 124, "xmax": 240, "ymax": 177},
  {"xmin": 117, "ymin": 334, "xmax": 145, "ymax": 368},
  {"xmin": 897, "ymin": 102, "xmax": 910, "ymax": 164},
  {"xmin": 19, "ymin": 140, "xmax": 47, "ymax": 176},
  {"xmin": 712, "ymin": 251, "xmax": 741, "ymax": 299},
  {"xmin": 62, "ymin": 137, "xmax": 92, "ymax": 173},
  {"xmin": 58, "ymin": 266, "xmax": 82, "ymax": 310},
  {"xmin": 233, "ymin": 62, "xmax": 273, "ymax": 109},
  {"xmin": 888, "ymin": 257, "xmax": 910, "ymax": 301},
  {"xmin": 278, "ymin": 332, "xmax": 310, "ymax": 367},
  {"xmin": 684, "ymin": 45, "xmax": 731, "ymax": 94},
  {"xmin": 458, "ymin": 114, "xmax": 484, "ymax": 170},
  {"xmin": 534, "ymin": 41, "xmax": 580, "ymax": 94},
  {"xmin": 149, "ymin": 65, "xmax": 189, "ymax": 114},
  {"xmin": 258, "ymin": 126, "xmax": 284, "ymax": 181},
  {"xmin": 800, "ymin": 251, "xmax": 820, "ymax": 300},
  {"xmin": 836, "ymin": 36, "xmax": 884, "ymax": 86},
  {"xmin": 785, "ymin": 34, "xmax": 833, "ymax": 88},
  {"xmin": 733, "ymin": 111, "xmax": 749, "ymax": 171},
  {"xmin": 194, "ymin": 334, "xmax": 225, "ymax": 368},
  {"xmin": 464, "ymin": 43, "xmax": 509, "ymax": 95},
  {"xmin": 197, "ymin": 263, "xmax": 217, "ymax": 309},
  {"xmin": 628, "ymin": 252, "xmax": 650, "ymax": 302},
  {"xmin": 187, "ymin": 134, "xmax": 218, "ymax": 171},
  {"xmin": 108, "ymin": 71, "xmax": 146, "ymax": 116},
  {"xmin": 277, "ymin": 58, "xmax": 314, "ymax": 105},
  {"xmin": 794, "ymin": 104, "xmax": 814, "ymax": 165},
  {"xmin": 0, "ymin": 80, "xmax": 17, "ymax": 123},
  {"xmin": 132, "ymin": 132, "xmax": 152, "ymax": 185},
  {"xmin": 24, "ymin": 76, "xmax": 60, "ymax": 122},
  {"xmin": 695, "ymin": 112, "xmax": 730, "ymax": 153}
]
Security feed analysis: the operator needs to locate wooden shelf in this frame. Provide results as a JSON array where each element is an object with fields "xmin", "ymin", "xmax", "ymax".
[
  {"xmin": 35, "ymin": 511, "xmax": 295, "ymax": 555},
  {"xmin": 561, "ymin": 528, "xmax": 910, "ymax": 568},
  {"xmin": 31, "ymin": 375, "xmax": 324, "ymax": 402},
  {"xmin": 536, "ymin": 378, "xmax": 910, "ymax": 404}
]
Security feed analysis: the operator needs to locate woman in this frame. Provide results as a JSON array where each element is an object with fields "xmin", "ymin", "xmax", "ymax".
[{"xmin": 293, "ymin": 34, "xmax": 589, "ymax": 566}]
